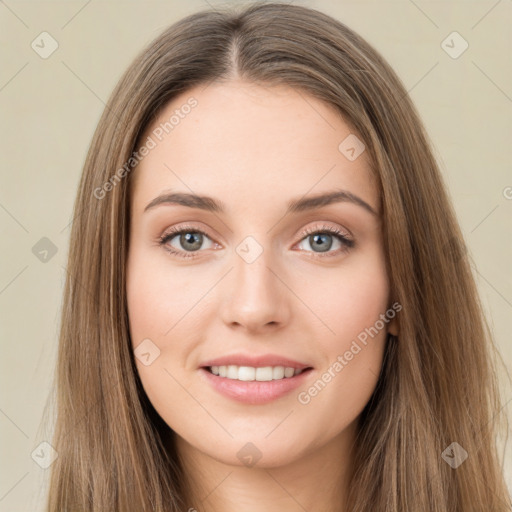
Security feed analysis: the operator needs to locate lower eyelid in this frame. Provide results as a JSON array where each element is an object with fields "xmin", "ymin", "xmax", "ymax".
[{"xmin": 159, "ymin": 227, "xmax": 353, "ymax": 257}]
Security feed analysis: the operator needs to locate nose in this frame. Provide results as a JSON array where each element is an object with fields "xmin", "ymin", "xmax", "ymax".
[{"xmin": 220, "ymin": 246, "xmax": 291, "ymax": 334}]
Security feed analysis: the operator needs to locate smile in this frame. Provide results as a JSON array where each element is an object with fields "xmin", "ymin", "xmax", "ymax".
[
  {"xmin": 208, "ymin": 365, "xmax": 305, "ymax": 381},
  {"xmin": 200, "ymin": 366, "xmax": 314, "ymax": 405}
]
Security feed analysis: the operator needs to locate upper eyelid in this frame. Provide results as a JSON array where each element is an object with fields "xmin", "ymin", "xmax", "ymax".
[{"xmin": 159, "ymin": 223, "xmax": 352, "ymax": 248}]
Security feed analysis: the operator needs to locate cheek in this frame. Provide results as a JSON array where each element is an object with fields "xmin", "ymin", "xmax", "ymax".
[
  {"xmin": 126, "ymin": 250, "xmax": 199, "ymax": 344},
  {"xmin": 292, "ymin": 250, "xmax": 390, "ymax": 407},
  {"xmin": 126, "ymin": 248, "xmax": 212, "ymax": 407},
  {"xmin": 295, "ymin": 252, "xmax": 390, "ymax": 348}
]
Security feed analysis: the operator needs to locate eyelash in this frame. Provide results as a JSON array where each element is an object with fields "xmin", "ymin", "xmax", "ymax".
[{"xmin": 157, "ymin": 224, "xmax": 355, "ymax": 259}]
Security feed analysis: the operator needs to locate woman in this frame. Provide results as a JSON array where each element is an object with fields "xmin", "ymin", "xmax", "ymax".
[{"xmin": 43, "ymin": 2, "xmax": 510, "ymax": 510}]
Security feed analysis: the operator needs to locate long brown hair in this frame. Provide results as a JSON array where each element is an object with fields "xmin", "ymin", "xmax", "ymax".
[{"xmin": 41, "ymin": 2, "xmax": 510, "ymax": 510}]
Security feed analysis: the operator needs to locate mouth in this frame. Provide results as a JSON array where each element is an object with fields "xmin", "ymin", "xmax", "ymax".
[
  {"xmin": 199, "ymin": 364, "xmax": 314, "ymax": 404},
  {"xmin": 203, "ymin": 364, "xmax": 314, "ymax": 382},
  {"xmin": 198, "ymin": 354, "xmax": 314, "ymax": 404}
]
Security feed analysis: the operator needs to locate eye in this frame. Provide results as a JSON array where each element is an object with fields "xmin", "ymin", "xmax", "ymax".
[
  {"xmin": 295, "ymin": 224, "xmax": 354, "ymax": 257},
  {"xmin": 157, "ymin": 223, "xmax": 355, "ymax": 259},
  {"xmin": 157, "ymin": 224, "xmax": 217, "ymax": 259}
]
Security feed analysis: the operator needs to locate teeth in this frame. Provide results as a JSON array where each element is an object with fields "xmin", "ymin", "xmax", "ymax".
[
  {"xmin": 284, "ymin": 367, "xmax": 295, "ymax": 378},
  {"xmin": 209, "ymin": 365, "xmax": 304, "ymax": 381}
]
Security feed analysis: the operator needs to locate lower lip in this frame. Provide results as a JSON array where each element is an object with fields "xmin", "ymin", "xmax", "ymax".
[{"xmin": 199, "ymin": 367, "xmax": 313, "ymax": 405}]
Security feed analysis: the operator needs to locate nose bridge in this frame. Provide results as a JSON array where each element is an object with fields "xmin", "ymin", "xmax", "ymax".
[{"xmin": 234, "ymin": 234, "xmax": 278, "ymax": 301}]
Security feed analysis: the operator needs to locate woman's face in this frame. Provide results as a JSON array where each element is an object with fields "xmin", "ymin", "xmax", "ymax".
[{"xmin": 126, "ymin": 79, "xmax": 398, "ymax": 468}]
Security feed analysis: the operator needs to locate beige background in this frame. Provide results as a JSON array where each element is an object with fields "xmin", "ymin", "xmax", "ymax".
[{"xmin": 1, "ymin": 0, "xmax": 511, "ymax": 510}]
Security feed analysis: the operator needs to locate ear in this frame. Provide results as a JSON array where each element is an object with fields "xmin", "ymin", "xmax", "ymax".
[{"xmin": 387, "ymin": 312, "xmax": 399, "ymax": 337}]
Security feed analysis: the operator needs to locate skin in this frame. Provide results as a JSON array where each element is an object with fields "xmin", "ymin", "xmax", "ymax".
[{"xmin": 126, "ymin": 79, "xmax": 399, "ymax": 512}]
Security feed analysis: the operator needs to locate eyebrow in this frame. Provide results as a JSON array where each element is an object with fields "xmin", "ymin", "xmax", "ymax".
[{"xmin": 143, "ymin": 188, "xmax": 378, "ymax": 217}]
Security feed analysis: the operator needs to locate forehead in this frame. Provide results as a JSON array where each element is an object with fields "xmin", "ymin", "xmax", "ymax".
[{"xmin": 131, "ymin": 80, "xmax": 377, "ymax": 217}]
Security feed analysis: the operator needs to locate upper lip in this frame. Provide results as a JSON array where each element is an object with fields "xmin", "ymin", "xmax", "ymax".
[{"xmin": 200, "ymin": 354, "xmax": 312, "ymax": 370}]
